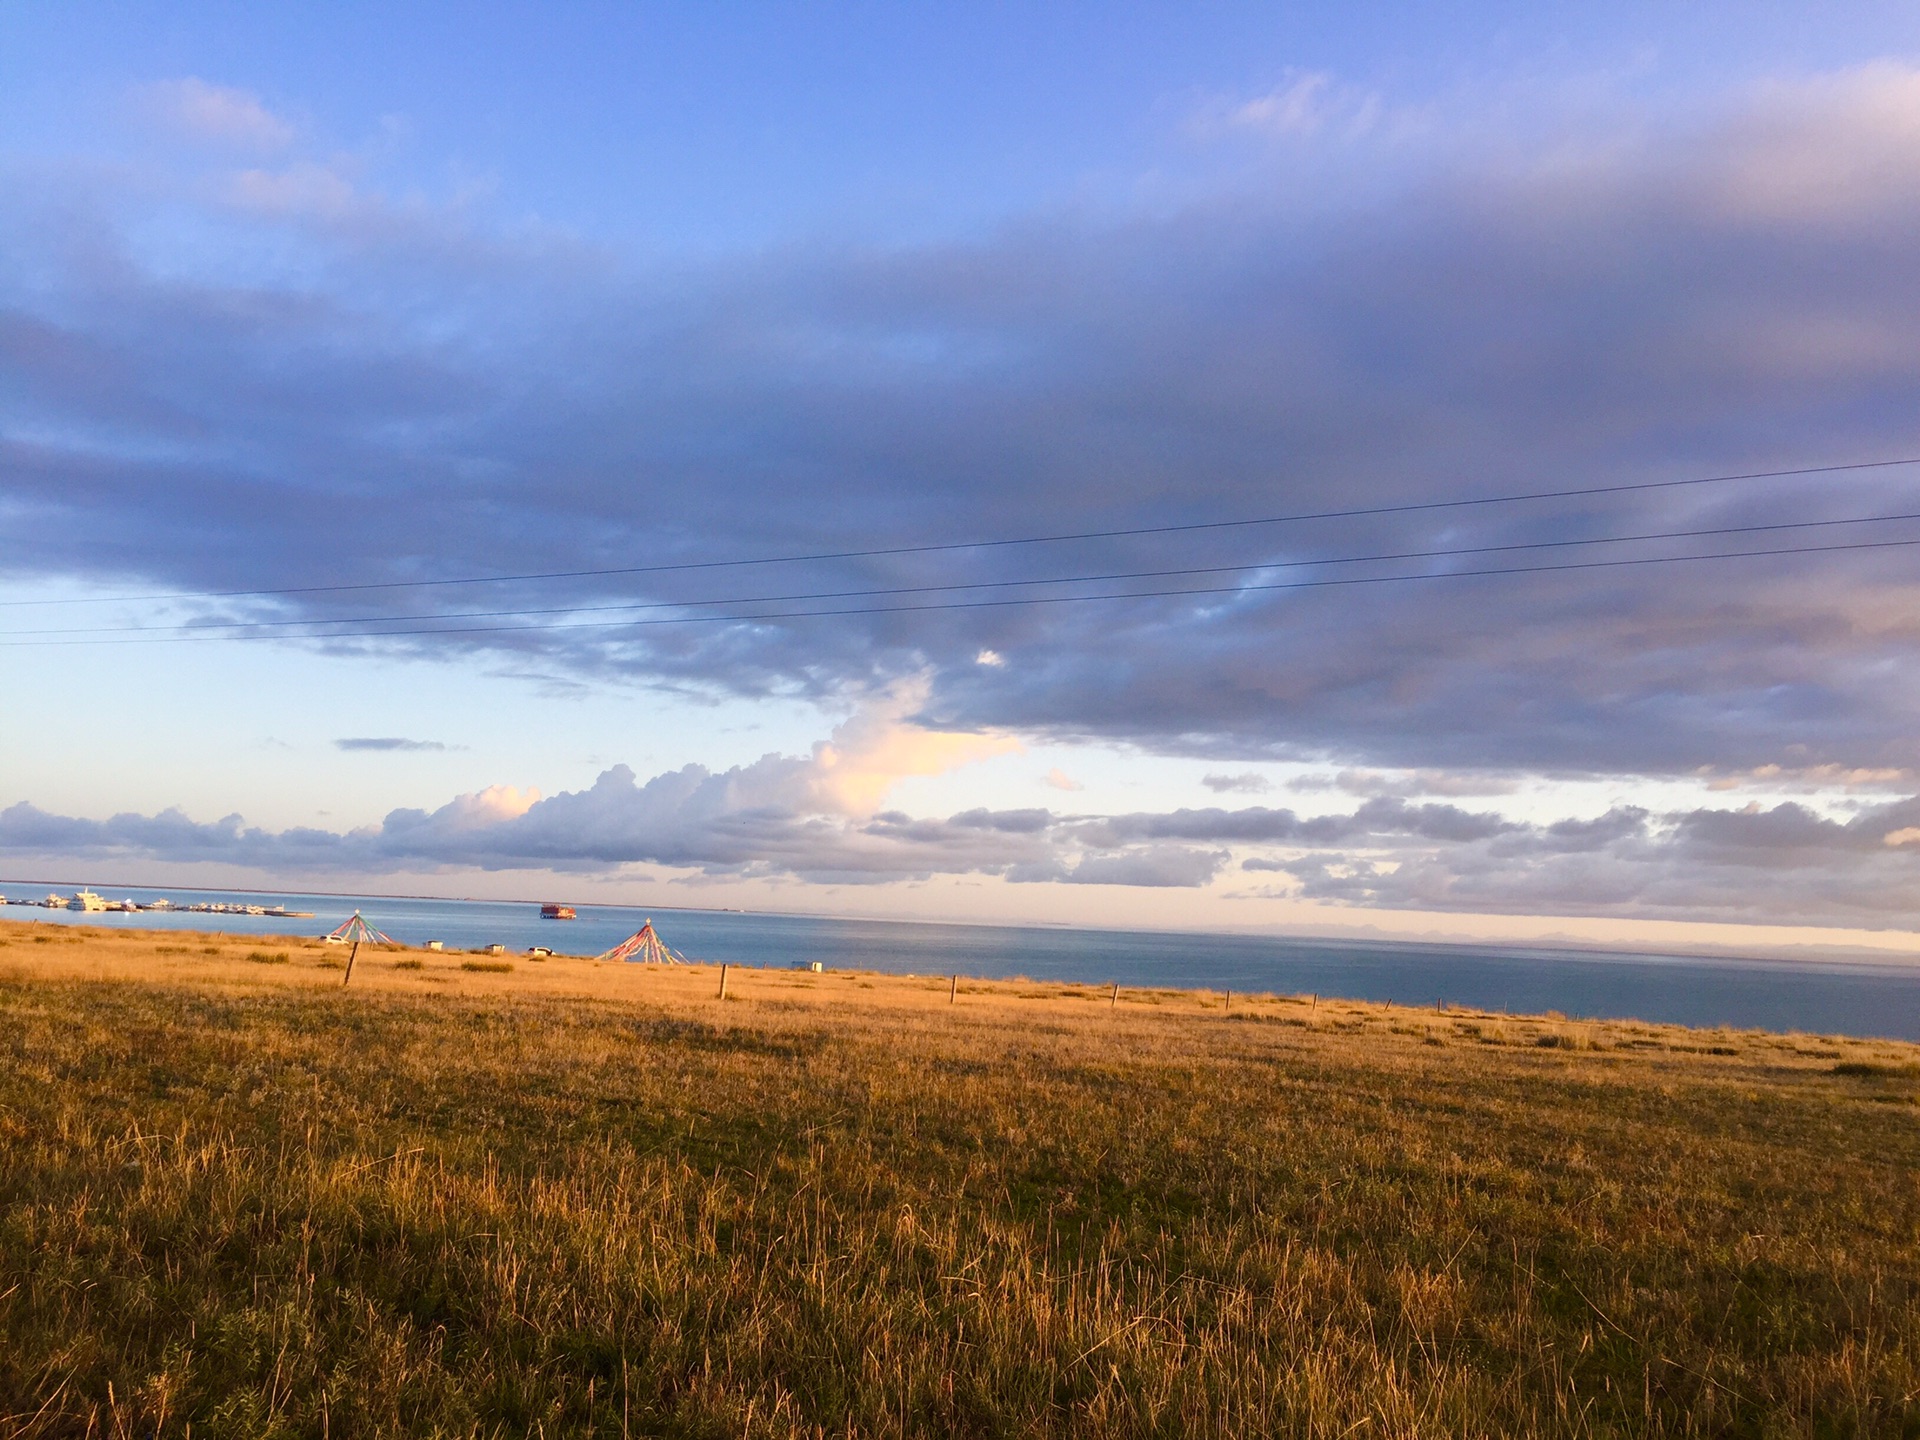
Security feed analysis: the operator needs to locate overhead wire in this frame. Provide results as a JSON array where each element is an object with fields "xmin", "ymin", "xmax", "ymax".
[
  {"xmin": 8, "ymin": 507, "xmax": 1920, "ymax": 639},
  {"xmin": 4, "ymin": 453, "xmax": 1917, "ymax": 609},
  {"xmin": 5, "ymin": 531, "xmax": 1919, "ymax": 647}
]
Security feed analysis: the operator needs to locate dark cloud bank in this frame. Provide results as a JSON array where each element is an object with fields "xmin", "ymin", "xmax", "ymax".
[{"xmin": 8, "ymin": 69, "xmax": 1920, "ymax": 921}]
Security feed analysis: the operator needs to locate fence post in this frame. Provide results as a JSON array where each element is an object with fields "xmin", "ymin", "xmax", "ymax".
[
  {"xmin": 949, "ymin": 974, "xmax": 958, "ymax": 1004},
  {"xmin": 718, "ymin": 963, "xmax": 729, "ymax": 1001},
  {"xmin": 1109, "ymin": 980, "xmax": 1119, "ymax": 1011},
  {"xmin": 342, "ymin": 938, "xmax": 359, "ymax": 988}
]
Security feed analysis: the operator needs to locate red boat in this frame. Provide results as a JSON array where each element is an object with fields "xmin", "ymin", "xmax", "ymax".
[{"xmin": 539, "ymin": 903, "xmax": 577, "ymax": 920}]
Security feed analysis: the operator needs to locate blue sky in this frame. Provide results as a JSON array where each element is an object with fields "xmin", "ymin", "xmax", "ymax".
[
  {"xmin": 9, "ymin": 4, "xmax": 1920, "ymax": 951},
  {"xmin": 12, "ymin": 3, "xmax": 1920, "ymax": 246}
]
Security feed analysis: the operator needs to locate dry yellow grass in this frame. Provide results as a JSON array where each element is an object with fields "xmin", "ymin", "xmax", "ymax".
[{"xmin": 1, "ymin": 921, "xmax": 1917, "ymax": 1437}]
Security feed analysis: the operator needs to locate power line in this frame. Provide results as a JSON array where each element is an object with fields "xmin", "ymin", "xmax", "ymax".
[
  {"xmin": 11, "ymin": 508, "xmax": 1920, "ymax": 639},
  {"xmin": 5, "ymin": 532, "xmax": 1915, "ymax": 648},
  {"xmin": 5, "ymin": 454, "xmax": 1917, "ymax": 609}
]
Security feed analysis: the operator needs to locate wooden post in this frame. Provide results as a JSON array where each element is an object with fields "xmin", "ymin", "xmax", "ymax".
[
  {"xmin": 717, "ymin": 963, "xmax": 729, "ymax": 1001},
  {"xmin": 1310, "ymin": 992, "xmax": 1317, "ymax": 1013},
  {"xmin": 342, "ymin": 938, "xmax": 359, "ymax": 988},
  {"xmin": 1109, "ymin": 980, "xmax": 1119, "ymax": 1011},
  {"xmin": 949, "ymin": 974, "xmax": 958, "ymax": 1004},
  {"xmin": 1224, "ymin": 989, "xmax": 1231, "ymax": 1013}
]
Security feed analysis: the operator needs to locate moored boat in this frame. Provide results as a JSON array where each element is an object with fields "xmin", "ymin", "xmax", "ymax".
[{"xmin": 540, "ymin": 903, "xmax": 577, "ymax": 920}]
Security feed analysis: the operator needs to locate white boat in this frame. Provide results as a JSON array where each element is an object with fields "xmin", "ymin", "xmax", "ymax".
[
  {"xmin": 42, "ymin": 893, "xmax": 65, "ymax": 908},
  {"xmin": 69, "ymin": 889, "xmax": 108, "ymax": 912}
]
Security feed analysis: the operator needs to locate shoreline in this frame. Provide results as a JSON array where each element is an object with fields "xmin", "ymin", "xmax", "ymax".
[
  {"xmin": 8, "ymin": 887, "xmax": 1920, "ymax": 974},
  {"xmin": 6, "ymin": 918, "xmax": 1920, "ymax": 1056},
  {"xmin": 8, "ymin": 874, "xmax": 1920, "ymax": 971}
]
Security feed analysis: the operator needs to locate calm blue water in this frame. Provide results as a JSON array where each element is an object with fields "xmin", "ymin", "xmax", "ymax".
[{"xmin": 4, "ymin": 879, "xmax": 1918, "ymax": 1041}]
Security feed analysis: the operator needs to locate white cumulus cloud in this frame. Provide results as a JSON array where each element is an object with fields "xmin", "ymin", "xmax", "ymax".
[{"xmin": 142, "ymin": 78, "xmax": 296, "ymax": 149}]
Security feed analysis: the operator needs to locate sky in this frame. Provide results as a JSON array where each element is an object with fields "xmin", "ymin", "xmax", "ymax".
[{"xmin": 8, "ymin": 3, "xmax": 1920, "ymax": 954}]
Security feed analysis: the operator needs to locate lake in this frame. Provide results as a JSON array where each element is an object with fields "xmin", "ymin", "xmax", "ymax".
[{"xmin": 5, "ymin": 880, "xmax": 1918, "ymax": 1041}]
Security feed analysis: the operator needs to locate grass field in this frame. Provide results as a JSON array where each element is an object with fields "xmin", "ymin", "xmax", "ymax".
[{"xmin": 1, "ymin": 921, "xmax": 1917, "ymax": 1437}]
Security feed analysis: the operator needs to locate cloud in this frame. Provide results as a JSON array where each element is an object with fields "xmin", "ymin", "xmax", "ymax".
[
  {"xmin": 1053, "ymin": 847, "xmax": 1228, "ymax": 888},
  {"xmin": 12, "ymin": 64, "xmax": 1920, "ymax": 799},
  {"xmin": 225, "ymin": 161, "xmax": 358, "ymax": 219},
  {"xmin": 1202, "ymin": 772, "xmax": 1270, "ymax": 794},
  {"xmin": 1264, "ymin": 794, "xmax": 1920, "ymax": 927},
  {"xmin": 807, "ymin": 679, "xmax": 1018, "ymax": 813},
  {"xmin": 0, "ymin": 765, "xmax": 1067, "ymax": 888},
  {"xmin": 141, "ymin": 78, "xmax": 295, "ymax": 149},
  {"xmin": 1696, "ymin": 762, "xmax": 1912, "ymax": 794},
  {"xmin": 1290, "ymin": 770, "xmax": 1522, "ymax": 799},
  {"xmin": 1043, "ymin": 767, "xmax": 1084, "ymax": 791},
  {"xmin": 1226, "ymin": 72, "xmax": 1339, "ymax": 135},
  {"xmin": 11, "ymin": 756, "xmax": 1920, "ymax": 923},
  {"xmin": 1187, "ymin": 70, "xmax": 1385, "ymax": 144},
  {"xmin": 409, "ymin": 783, "xmax": 541, "ymax": 826},
  {"xmin": 1708, "ymin": 63, "xmax": 1920, "ymax": 222},
  {"xmin": 0, "ymin": 686, "xmax": 1029, "ymax": 884},
  {"xmin": 1067, "ymin": 796, "xmax": 1519, "ymax": 850}
]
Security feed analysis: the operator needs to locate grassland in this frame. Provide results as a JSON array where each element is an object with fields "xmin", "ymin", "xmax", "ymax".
[{"xmin": 1, "ymin": 921, "xmax": 1917, "ymax": 1437}]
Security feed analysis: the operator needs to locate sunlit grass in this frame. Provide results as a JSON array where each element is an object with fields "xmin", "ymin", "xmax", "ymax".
[{"xmin": 0, "ymin": 924, "xmax": 1916, "ymax": 1436}]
